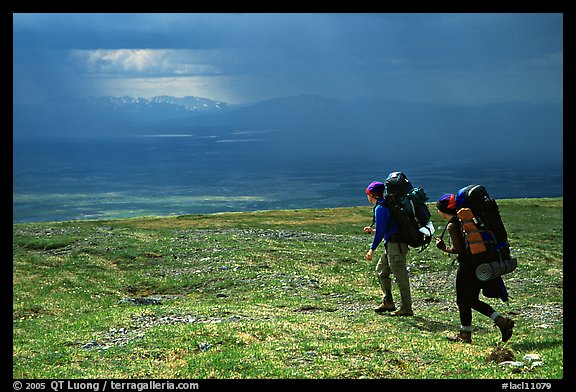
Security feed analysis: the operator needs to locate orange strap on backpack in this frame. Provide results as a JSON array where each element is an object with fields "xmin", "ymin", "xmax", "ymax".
[{"xmin": 457, "ymin": 208, "xmax": 487, "ymax": 254}]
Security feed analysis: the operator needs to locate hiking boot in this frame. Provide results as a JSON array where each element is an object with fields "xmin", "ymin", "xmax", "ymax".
[
  {"xmin": 495, "ymin": 316, "xmax": 515, "ymax": 342},
  {"xmin": 446, "ymin": 330, "xmax": 472, "ymax": 343},
  {"xmin": 391, "ymin": 308, "xmax": 414, "ymax": 317},
  {"xmin": 374, "ymin": 302, "xmax": 396, "ymax": 313}
]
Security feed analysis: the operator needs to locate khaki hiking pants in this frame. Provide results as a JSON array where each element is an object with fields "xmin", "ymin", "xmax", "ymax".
[{"xmin": 376, "ymin": 241, "xmax": 412, "ymax": 311}]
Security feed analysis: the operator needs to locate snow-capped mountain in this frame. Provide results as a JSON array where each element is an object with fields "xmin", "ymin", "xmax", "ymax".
[
  {"xmin": 13, "ymin": 95, "xmax": 232, "ymax": 137},
  {"xmin": 84, "ymin": 95, "xmax": 228, "ymax": 113},
  {"xmin": 13, "ymin": 94, "xmax": 563, "ymax": 164}
]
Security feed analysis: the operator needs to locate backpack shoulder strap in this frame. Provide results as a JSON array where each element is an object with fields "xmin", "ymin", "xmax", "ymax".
[
  {"xmin": 439, "ymin": 215, "xmax": 458, "ymax": 241},
  {"xmin": 370, "ymin": 199, "xmax": 387, "ymax": 228}
]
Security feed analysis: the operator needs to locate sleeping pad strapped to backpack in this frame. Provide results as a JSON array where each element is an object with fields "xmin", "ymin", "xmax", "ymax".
[
  {"xmin": 454, "ymin": 185, "xmax": 517, "ymax": 281},
  {"xmin": 384, "ymin": 172, "xmax": 434, "ymax": 252}
]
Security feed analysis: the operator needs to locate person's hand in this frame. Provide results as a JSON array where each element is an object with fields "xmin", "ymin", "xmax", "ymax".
[
  {"xmin": 435, "ymin": 237, "xmax": 445, "ymax": 250},
  {"xmin": 365, "ymin": 248, "xmax": 374, "ymax": 261},
  {"xmin": 363, "ymin": 226, "xmax": 374, "ymax": 234}
]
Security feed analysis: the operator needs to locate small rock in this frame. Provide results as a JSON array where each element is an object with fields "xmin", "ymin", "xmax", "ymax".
[
  {"xmin": 81, "ymin": 340, "xmax": 99, "ymax": 349},
  {"xmin": 119, "ymin": 297, "xmax": 162, "ymax": 306},
  {"xmin": 523, "ymin": 353, "xmax": 541, "ymax": 364},
  {"xmin": 499, "ymin": 361, "xmax": 525, "ymax": 368}
]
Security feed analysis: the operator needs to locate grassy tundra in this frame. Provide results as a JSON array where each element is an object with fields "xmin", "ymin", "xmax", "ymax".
[{"xmin": 13, "ymin": 198, "xmax": 563, "ymax": 379}]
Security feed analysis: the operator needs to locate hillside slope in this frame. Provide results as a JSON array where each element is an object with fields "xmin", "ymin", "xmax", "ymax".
[{"xmin": 12, "ymin": 198, "xmax": 564, "ymax": 380}]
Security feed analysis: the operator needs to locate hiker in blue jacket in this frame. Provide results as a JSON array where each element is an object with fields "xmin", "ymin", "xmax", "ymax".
[
  {"xmin": 363, "ymin": 181, "xmax": 414, "ymax": 317},
  {"xmin": 435, "ymin": 193, "xmax": 514, "ymax": 343}
]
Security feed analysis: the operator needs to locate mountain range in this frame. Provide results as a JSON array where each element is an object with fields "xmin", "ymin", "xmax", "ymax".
[{"xmin": 13, "ymin": 94, "xmax": 563, "ymax": 164}]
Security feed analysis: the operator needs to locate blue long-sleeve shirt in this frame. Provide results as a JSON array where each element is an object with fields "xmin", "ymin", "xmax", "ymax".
[{"xmin": 371, "ymin": 200, "xmax": 400, "ymax": 250}]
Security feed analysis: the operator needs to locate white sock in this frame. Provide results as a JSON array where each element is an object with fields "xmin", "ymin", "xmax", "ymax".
[
  {"xmin": 490, "ymin": 312, "xmax": 501, "ymax": 322},
  {"xmin": 460, "ymin": 325, "xmax": 472, "ymax": 332}
]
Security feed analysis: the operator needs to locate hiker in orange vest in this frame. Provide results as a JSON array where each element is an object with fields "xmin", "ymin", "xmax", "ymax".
[{"xmin": 435, "ymin": 193, "xmax": 514, "ymax": 343}]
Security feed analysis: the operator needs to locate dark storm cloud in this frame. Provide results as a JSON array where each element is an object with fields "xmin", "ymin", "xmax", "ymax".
[{"xmin": 13, "ymin": 13, "xmax": 563, "ymax": 104}]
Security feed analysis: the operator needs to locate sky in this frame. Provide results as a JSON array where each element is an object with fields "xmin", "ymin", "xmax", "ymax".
[{"xmin": 13, "ymin": 13, "xmax": 563, "ymax": 106}]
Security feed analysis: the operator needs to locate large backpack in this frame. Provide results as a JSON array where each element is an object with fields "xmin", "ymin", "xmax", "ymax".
[
  {"xmin": 454, "ymin": 184, "xmax": 517, "ymax": 281},
  {"xmin": 383, "ymin": 172, "xmax": 434, "ymax": 252}
]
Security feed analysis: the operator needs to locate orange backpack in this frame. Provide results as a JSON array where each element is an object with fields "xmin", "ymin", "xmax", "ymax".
[{"xmin": 456, "ymin": 207, "xmax": 488, "ymax": 254}]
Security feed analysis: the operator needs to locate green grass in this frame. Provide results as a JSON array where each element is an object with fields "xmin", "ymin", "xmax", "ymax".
[{"xmin": 12, "ymin": 198, "xmax": 563, "ymax": 379}]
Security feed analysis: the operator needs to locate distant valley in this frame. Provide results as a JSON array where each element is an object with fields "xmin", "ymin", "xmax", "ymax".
[
  {"xmin": 13, "ymin": 94, "xmax": 563, "ymax": 223},
  {"xmin": 13, "ymin": 94, "xmax": 563, "ymax": 162}
]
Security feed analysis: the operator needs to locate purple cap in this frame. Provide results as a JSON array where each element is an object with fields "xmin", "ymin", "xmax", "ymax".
[{"xmin": 366, "ymin": 181, "xmax": 385, "ymax": 197}]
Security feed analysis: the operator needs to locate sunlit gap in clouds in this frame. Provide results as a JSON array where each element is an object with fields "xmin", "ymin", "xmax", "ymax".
[
  {"xmin": 137, "ymin": 134, "xmax": 196, "ymax": 137},
  {"xmin": 69, "ymin": 48, "xmax": 221, "ymax": 75},
  {"xmin": 68, "ymin": 48, "xmax": 240, "ymax": 102}
]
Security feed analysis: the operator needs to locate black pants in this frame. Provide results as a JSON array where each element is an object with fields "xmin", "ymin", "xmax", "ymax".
[{"xmin": 455, "ymin": 260, "xmax": 497, "ymax": 327}]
